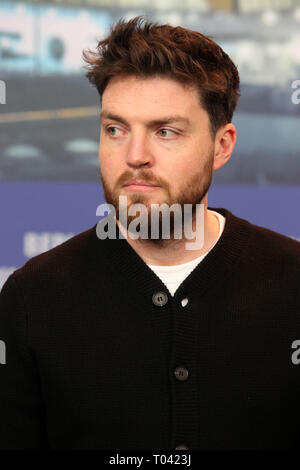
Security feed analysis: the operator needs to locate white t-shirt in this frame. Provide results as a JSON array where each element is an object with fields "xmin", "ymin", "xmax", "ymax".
[{"xmin": 147, "ymin": 210, "xmax": 226, "ymax": 296}]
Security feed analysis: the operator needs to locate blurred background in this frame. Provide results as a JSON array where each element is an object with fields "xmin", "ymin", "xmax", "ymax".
[{"xmin": 1, "ymin": 0, "xmax": 300, "ymax": 289}]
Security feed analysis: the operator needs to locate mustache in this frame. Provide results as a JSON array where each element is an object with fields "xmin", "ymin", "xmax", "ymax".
[{"xmin": 116, "ymin": 171, "xmax": 165, "ymax": 189}]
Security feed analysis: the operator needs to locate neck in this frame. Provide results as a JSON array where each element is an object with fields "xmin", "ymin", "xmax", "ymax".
[{"xmin": 115, "ymin": 199, "xmax": 220, "ymax": 266}]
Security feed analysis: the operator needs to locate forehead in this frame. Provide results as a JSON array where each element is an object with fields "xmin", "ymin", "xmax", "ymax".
[{"xmin": 101, "ymin": 75, "xmax": 206, "ymax": 120}]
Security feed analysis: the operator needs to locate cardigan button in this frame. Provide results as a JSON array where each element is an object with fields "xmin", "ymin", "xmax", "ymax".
[
  {"xmin": 181, "ymin": 297, "xmax": 189, "ymax": 307},
  {"xmin": 174, "ymin": 366, "xmax": 189, "ymax": 381},
  {"xmin": 152, "ymin": 291, "xmax": 168, "ymax": 307},
  {"xmin": 175, "ymin": 444, "xmax": 189, "ymax": 450}
]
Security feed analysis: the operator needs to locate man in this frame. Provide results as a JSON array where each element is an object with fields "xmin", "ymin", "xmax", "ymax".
[{"xmin": 0, "ymin": 16, "xmax": 299, "ymax": 450}]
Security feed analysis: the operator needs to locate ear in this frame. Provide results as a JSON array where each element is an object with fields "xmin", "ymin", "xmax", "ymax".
[{"xmin": 213, "ymin": 123, "xmax": 237, "ymax": 171}]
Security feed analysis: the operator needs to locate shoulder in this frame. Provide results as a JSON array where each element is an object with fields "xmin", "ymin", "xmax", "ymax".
[
  {"xmin": 246, "ymin": 219, "xmax": 300, "ymax": 261},
  {"xmin": 215, "ymin": 207, "xmax": 300, "ymax": 268},
  {"xmin": 6, "ymin": 224, "xmax": 100, "ymax": 288},
  {"xmin": 233, "ymin": 212, "xmax": 300, "ymax": 281}
]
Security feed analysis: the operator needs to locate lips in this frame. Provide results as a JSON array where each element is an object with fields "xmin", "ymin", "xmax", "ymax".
[{"xmin": 123, "ymin": 180, "xmax": 159, "ymax": 187}]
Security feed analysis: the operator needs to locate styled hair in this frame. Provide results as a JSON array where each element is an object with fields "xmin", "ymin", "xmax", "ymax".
[{"xmin": 82, "ymin": 15, "xmax": 240, "ymax": 136}]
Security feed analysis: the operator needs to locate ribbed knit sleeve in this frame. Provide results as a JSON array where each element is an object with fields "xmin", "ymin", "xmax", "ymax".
[{"xmin": 0, "ymin": 274, "xmax": 48, "ymax": 449}]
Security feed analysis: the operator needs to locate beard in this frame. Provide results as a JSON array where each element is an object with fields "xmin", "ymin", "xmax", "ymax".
[{"xmin": 100, "ymin": 150, "xmax": 214, "ymax": 245}]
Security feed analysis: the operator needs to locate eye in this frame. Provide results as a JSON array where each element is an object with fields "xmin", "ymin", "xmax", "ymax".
[
  {"xmin": 158, "ymin": 128, "xmax": 177, "ymax": 138},
  {"xmin": 106, "ymin": 126, "xmax": 122, "ymax": 137}
]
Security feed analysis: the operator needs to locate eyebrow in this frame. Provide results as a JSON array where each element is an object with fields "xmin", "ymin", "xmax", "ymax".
[{"xmin": 100, "ymin": 111, "xmax": 190, "ymax": 127}]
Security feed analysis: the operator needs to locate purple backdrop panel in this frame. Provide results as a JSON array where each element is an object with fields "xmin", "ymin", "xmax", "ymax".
[{"xmin": 209, "ymin": 184, "xmax": 300, "ymax": 241}]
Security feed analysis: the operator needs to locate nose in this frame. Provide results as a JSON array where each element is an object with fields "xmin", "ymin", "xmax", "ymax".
[{"xmin": 125, "ymin": 131, "xmax": 154, "ymax": 169}]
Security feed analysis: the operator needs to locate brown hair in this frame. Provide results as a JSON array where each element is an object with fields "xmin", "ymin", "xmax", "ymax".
[{"xmin": 82, "ymin": 15, "xmax": 240, "ymax": 136}]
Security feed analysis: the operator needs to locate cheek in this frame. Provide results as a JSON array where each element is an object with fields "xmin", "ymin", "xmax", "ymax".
[
  {"xmin": 99, "ymin": 150, "xmax": 124, "ymax": 187},
  {"xmin": 99, "ymin": 141, "xmax": 113, "ymax": 168},
  {"xmin": 99, "ymin": 136, "xmax": 123, "ymax": 165},
  {"xmin": 165, "ymin": 156, "xmax": 198, "ymax": 182}
]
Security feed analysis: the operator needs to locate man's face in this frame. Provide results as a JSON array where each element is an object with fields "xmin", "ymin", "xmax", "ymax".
[{"xmin": 99, "ymin": 75, "xmax": 215, "ymax": 237}]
